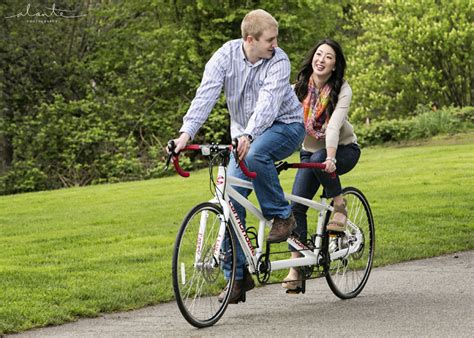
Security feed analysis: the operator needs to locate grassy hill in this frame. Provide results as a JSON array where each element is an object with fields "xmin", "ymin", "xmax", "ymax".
[{"xmin": 1, "ymin": 132, "xmax": 473, "ymax": 333}]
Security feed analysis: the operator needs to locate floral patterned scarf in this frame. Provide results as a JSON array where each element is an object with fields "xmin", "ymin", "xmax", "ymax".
[{"xmin": 303, "ymin": 79, "xmax": 332, "ymax": 139}]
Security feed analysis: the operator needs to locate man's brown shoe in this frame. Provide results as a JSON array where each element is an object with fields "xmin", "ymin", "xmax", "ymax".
[
  {"xmin": 217, "ymin": 270, "xmax": 255, "ymax": 304},
  {"xmin": 267, "ymin": 213, "xmax": 296, "ymax": 243}
]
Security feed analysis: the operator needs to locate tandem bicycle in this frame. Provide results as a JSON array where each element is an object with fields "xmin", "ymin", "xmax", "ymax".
[{"xmin": 166, "ymin": 140, "xmax": 375, "ymax": 328}]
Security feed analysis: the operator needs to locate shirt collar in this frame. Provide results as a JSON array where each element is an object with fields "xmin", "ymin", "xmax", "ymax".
[{"xmin": 239, "ymin": 41, "xmax": 264, "ymax": 67}]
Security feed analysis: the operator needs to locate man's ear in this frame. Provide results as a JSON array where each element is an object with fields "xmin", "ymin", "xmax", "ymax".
[{"xmin": 245, "ymin": 35, "xmax": 254, "ymax": 44}]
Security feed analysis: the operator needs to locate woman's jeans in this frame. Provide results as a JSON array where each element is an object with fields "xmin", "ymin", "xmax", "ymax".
[
  {"xmin": 290, "ymin": 143, "xmax": 361, "ymax": 249},
  {"xmin": 222, "ymin": 121, "xmax": 305, "ymax": 280}
]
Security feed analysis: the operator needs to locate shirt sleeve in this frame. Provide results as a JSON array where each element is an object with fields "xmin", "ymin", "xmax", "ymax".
[
  {"xmin": 179, "ymin": 48, "xmax": 226, "ymax": 139},
  {"xmin": 325, "ymin": 81, "xmax": 352, "ymax": 149},
  {"xmin": 244, "ymin": 55, "xmax": 291, "ymax": 138}
]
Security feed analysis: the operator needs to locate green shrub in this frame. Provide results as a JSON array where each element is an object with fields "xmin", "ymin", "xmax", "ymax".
[
  {"xmin": 454, "ymin": 106, "xmax": 474, "ymax": 124},
  {"xmin": 1, "ymin": 161, "xmax": 48, "ymax": 194},
  {"xmin": 356, "ymin": 119, "xmax": 412, "ymax": 146},
  {"xmin": 356, "ymin": 106, "xmax": 473, "ymax": 147},
  {"xmin": 409, "ymin": 107, "xmax": 461, "ymax": 139}
]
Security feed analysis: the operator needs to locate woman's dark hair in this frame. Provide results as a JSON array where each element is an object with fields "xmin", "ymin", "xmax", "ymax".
[{"xmin": 294, "ymin": 38, "xmax": 346, "ymax": 116}]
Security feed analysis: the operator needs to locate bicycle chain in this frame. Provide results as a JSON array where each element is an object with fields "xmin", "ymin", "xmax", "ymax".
[{"xmin": 254, "ymin": 244, "xmax": 325, "ymax": 285}]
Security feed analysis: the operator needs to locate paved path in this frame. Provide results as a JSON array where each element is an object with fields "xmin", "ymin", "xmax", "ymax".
[{"xmin": 11, "ymin": 251, "xmax": 474, "ymax": 337}]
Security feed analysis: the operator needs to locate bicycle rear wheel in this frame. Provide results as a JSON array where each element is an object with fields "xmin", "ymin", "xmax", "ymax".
[
  {"xmin": 172, "ymin": 202, "xmax": 236, "ymax": 327},
  {"xmin": 324, "ymin": 187, "xmax": 375, "ymax": 299}
]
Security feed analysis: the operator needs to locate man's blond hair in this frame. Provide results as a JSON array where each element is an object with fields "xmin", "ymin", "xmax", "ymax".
[{"xmin": 241, "ymin": 9, "xmax": 278, "ymax": 40}]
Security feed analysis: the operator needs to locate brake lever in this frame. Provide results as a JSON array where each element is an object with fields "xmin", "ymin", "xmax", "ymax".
[{"xmin": 231, "ymin": 138, "xmax": 239, "ymax": 168}]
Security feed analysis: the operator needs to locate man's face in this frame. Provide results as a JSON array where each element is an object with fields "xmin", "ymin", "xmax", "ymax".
[{"xmin": 251, "ymin": 27, "xmax": 278, "ymax": 60}]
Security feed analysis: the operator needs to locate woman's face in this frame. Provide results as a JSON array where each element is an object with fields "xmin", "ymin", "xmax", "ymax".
[{"xmin": 312, "ymin": 44, "xmax": 336, "ymax": 79}]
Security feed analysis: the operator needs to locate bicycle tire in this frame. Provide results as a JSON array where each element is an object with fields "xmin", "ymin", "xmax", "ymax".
[
  {"xmin": 324, "ymin": 187, "xmax": 375, "ymax": 299},
  {"xmin": 172, "ymin": 202, "xmax": 236, "ymax": 327}
]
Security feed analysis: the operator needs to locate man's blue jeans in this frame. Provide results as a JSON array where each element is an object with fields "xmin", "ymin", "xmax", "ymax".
[{"xmin": 222, "ymin": 121, "xmax": 305, "ymax": 280}]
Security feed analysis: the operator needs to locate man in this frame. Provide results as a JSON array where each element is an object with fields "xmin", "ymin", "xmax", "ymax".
[{"xmin": 169, "ymin": 9, "xmax": 304, "ymax": 303}]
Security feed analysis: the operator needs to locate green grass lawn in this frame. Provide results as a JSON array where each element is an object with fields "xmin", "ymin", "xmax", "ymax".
[{"xmin": 1, "ymin": 132, "xmax": 473, "ymax": 333}]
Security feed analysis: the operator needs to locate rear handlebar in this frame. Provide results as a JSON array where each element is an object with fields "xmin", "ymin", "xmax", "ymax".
[{"xmin": 275, "ymin": 161, "xmax": 336, "ymax": 178}]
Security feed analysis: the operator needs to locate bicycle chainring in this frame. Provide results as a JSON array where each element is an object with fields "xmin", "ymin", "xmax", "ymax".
[
  {"xmin": 256, "ymin": 255, "xmax": 271, "ymax": 284},
  {"xmin": 300, "ymin": 265, "xmax": 314, "ymax": 279}
]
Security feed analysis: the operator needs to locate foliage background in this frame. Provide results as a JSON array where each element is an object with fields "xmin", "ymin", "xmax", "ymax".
[{"xmin": 0, "ymin": 0, "xmax": 472, "ymax": 194}]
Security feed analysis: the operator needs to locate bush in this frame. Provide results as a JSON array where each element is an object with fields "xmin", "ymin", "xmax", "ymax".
[
  {"xmin": 453, "ymin": 106, "xmax": 474, "ymax": 124},
  {"xmin": 409, "ymin": 107, "xmax": 461, "ymax": 139},
  {"xmin": 356, "ymin": 106, "xmax": 472, "ymax": 147},
  {"xmin": 1, "ymin": 161, "xmax": 48, "ymax": 194},
  {"xmin": 356, "ymin": 119, "xmax": 412, "ymax": 146}
]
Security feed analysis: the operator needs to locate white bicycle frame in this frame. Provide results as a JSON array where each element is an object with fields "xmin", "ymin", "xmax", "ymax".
[{"xmin": 196, "ymin": 163, "xmax": 364, "ymax": 276}]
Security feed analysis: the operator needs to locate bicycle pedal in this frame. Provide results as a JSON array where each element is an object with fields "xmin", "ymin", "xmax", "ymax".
[
  {"xmin": 328, "ymin": 232, "xmax": 345, "ymax": 238},
  {"xmin": 291, "ymin": 229, "xmax": 301, "ymax": 238},
  {"xmin": 229, "ymin": 292, "xmax": 246, "ymax": 304},
  {"xmin": 286, "ymin": 287, "xmax": 303, "ymax": 294}
]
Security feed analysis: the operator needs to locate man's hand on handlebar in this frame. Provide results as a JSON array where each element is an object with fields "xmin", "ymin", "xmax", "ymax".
[
  {"xmin": 237, "ymin": 135, "xmax": 251, "ymax": 162},
  {"xmin": 166, "ymin": 133, "xmax": 191, "ymax": 159}
]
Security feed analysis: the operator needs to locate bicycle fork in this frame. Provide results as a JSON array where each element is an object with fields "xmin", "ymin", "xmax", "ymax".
[{"xmin": 193, "ymin": 210, "xmax": 227, "ymax": 271}]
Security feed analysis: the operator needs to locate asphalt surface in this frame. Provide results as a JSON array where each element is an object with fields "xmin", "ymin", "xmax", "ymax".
[{"xmin": 10, "ymin": 250, "xmax": 474, "ymax": 337}]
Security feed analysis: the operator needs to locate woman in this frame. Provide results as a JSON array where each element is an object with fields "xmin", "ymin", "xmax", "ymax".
[{"xmin": 283, "ymin": 39, "xmax": 361, "ymax": 290}]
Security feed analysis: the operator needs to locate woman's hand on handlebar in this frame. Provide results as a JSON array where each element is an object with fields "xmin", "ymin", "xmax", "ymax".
[{"xmin": 323, "ymin": 159, "xmax": 336, "ymax": 173}]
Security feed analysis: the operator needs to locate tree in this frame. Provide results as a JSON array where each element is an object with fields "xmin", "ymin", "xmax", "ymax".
[
  {"xmin": 0, "ymin": 0, "xmax": 345, "ymax": 194},
  {"xmin": 346, "ymin": 0, "xmax": 473, "ymax": 123}
]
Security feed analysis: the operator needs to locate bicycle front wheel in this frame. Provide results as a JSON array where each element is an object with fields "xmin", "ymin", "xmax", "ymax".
[
  {"xmin": 325, "ymin": 187, "xmax": 375, "ymax": 299},
  {"xmin": 172, "ymin": 202, "xmax": 236, "ymax": 328}
]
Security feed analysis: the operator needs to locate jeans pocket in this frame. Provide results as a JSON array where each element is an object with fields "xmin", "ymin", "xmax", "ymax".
[{"xmin": 287, "ymin": 122, "xmax": 305, "ymax": 144}]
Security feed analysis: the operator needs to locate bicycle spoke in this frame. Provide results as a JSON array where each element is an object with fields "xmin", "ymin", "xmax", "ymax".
[{"xmin": 173, "ymin": 203, "xmax": 236, "ymax": 327}]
